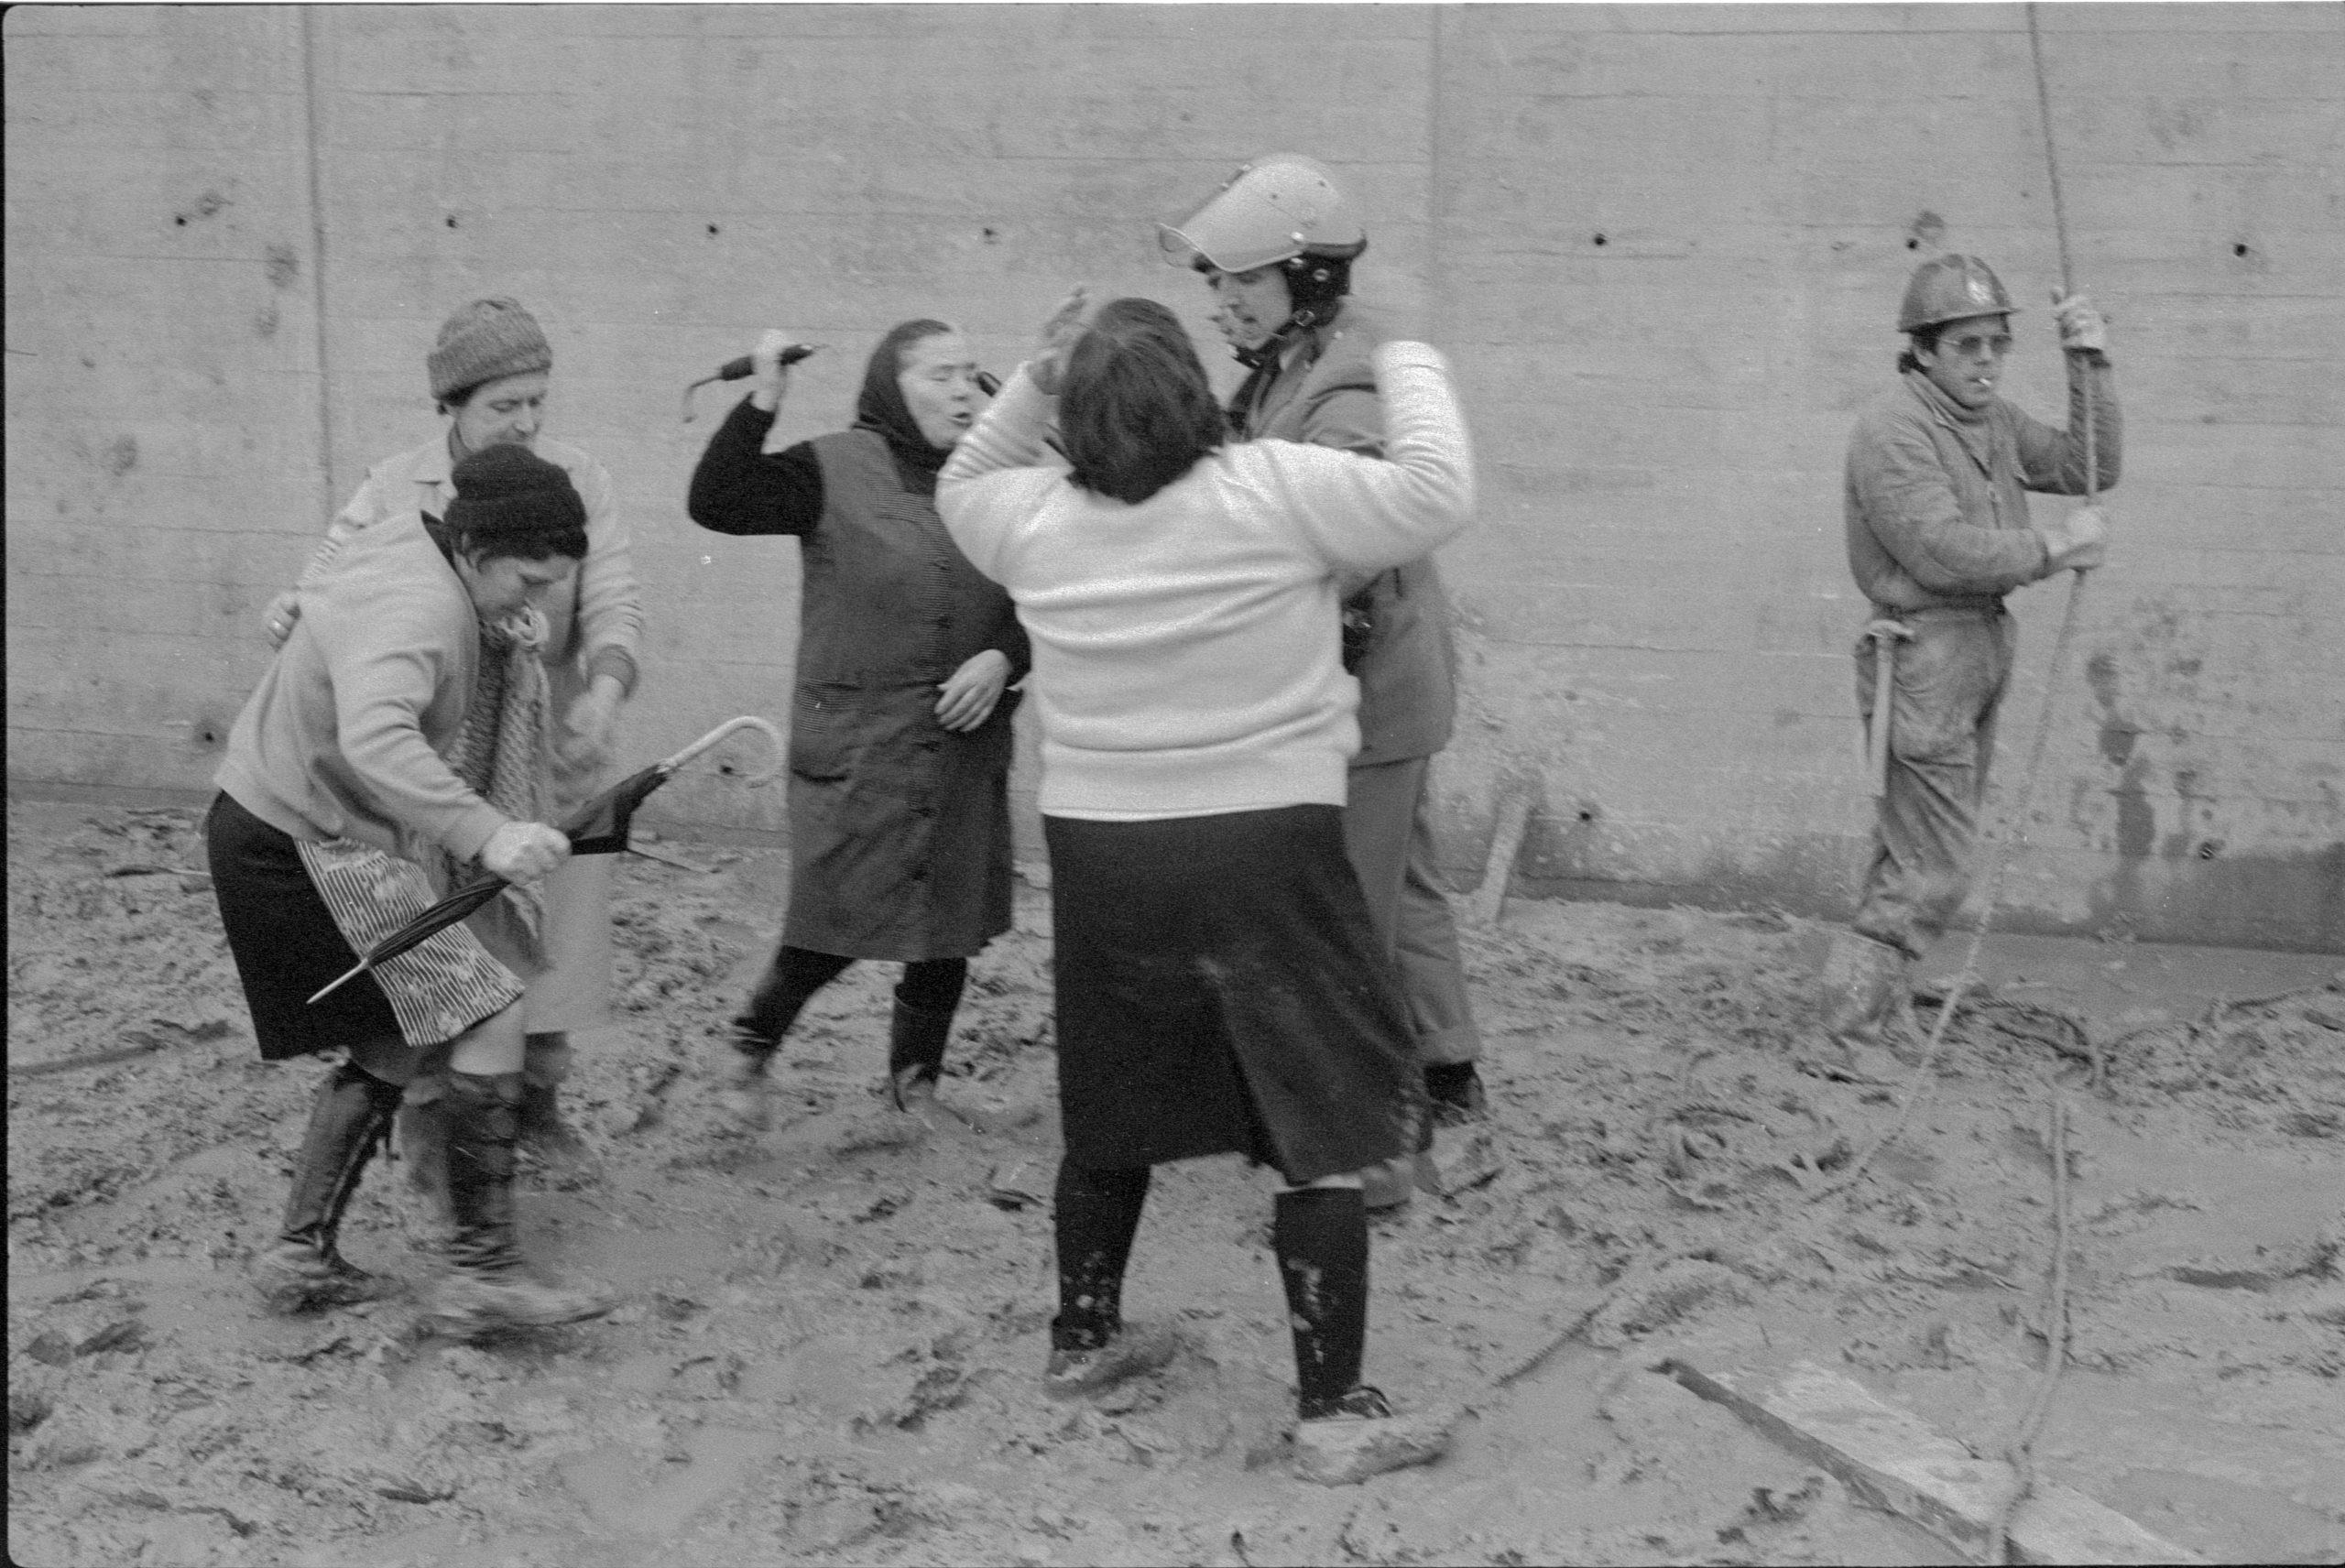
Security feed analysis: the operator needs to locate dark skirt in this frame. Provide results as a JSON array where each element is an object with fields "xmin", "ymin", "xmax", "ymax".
[
  {"xmin": 1044, "ymin": 804, "xmax": 1424, "ymax": 1184},
  {"xmin": 205, "ymin": 793, "xmax": 518, "ymax": 1065}
]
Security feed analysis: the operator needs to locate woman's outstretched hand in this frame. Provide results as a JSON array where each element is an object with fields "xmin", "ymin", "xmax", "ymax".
[
  {"xmin": 935, "ymin": 648, "xmax": 1013, "ymax": 733},
  {"xmin": 1029, "ymin": 287, "xmax": 1091, "ymax": 397}
]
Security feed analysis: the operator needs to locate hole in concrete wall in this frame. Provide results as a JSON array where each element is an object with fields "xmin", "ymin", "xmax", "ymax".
[
  {"xmin": 194, "ymin": 721, "xmax": 221, "ymax": 747},
  {"xmin": 1906, "ymin": 238, "xmax": 1919, "ymax": 250},
  {"xmin": 174, "ymin": 216, "xmax": 188, "ymax": 227},
  {"xmin": 2232, "ymin": 243, "xmax": 2250, "ymax": 258},
  {"xmin": 982, "ymin": 226, "xmax": 999, "ymax": 243},
  {"xmin": 1577, "ymin": 808, "xmax": 1597, "ymax": 822},
  {"xmin": 707, "ymin": 223, "xmax": 720, "ymax": 235},
  {"xmin": 1591, "ymin": 233, "xmax": 1608, "ymax": 246},
  {"xmin": 445, "ymin": 215, "xmax": 459, "ymax": 229}
]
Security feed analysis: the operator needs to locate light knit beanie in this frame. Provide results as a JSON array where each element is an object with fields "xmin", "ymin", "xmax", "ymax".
[{"xmin": 427, "ymin": 297, "xmax": 552, "ymax": 404}]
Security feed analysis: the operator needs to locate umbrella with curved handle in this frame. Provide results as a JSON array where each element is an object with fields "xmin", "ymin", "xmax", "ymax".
[{"xmin": 307, "ymin": 717, "xmax": 783, "ymax": 1006}]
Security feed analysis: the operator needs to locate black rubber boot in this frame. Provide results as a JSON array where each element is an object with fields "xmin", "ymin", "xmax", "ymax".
[
  {"xmin": 427, "ymin": 1071, "xmax": 615, "ymax": 1337},
  {"xmin": 517, "ymin": 1031, "xmax": 590, "ymax": 1175},
  {"xmin": 252, "ymin": 1062, "xmax": 404, "ymax": 1314},
  {"xmin": 395, "ymin": 1092, "xmax": 455, "ymax": 1244},
  {"xmin": 1424, "ymin": 1062, "xmax": 1489, "ymax": 1125},
  {"xmin": 886, "ymin": 997, "xmax": 956, "ymax": 1114}
]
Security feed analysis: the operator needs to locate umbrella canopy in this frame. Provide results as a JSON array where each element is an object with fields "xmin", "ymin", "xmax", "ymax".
[{"xmin": 307, "ymin": 717, "xmax": 781, "ymax": 1007}]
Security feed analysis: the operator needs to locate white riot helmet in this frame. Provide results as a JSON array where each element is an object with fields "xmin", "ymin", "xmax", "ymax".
[{"xmin": 1157, "ymin": 153, "xmax": 1367, "ymax": 275}]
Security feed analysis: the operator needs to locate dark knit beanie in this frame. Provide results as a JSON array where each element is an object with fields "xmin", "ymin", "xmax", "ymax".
[
  {"xmin": 428, "ymin": 297, "xmax": 553, "ymax": 404},
  {"xmin": 444, "ymin": 444, "xmax": 588, "ymax": 556}
]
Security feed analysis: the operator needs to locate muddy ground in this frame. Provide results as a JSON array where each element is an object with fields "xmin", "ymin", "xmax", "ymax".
[{"xmin": 8, "ymin": 797, "xmax": 2342, "ymax": 1567}]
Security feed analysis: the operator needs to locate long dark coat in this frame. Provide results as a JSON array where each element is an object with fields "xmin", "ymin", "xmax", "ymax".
[{"xmin": 690, "ymin": 404, "xmax": 1028, "ymax": 961}]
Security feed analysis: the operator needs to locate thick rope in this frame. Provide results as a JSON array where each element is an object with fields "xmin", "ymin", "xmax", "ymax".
[
  {"xmin": 1989, "ymin": 1088, "xmax": 2075, "ymax": 1563},
  {"xmin": 1818, "ymin": 569, "xmax": 2091, "ymax": 1193}
]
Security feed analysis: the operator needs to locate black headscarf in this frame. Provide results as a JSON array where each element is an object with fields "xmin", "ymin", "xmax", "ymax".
[{"xmin": 854, "ymin": 318, "xmax": 956, "ymax": 497}]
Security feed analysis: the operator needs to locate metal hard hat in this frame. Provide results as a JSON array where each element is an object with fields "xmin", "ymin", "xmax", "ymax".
[
  {"xmin": 1157, "ymin": 153, "xmax": 1367, "ymax": 274},
  {"xmin": 1897, "ymin": 254, "xmax": 2022, "ymax": 333}
]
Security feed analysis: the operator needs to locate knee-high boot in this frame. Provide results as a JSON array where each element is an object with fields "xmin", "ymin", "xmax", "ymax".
[
  {"xmin": 517, "ymin": 1030, "xmax": 589, "ymax": 1173},
  {"xmin": 253, "ymin": 1062, "xmax": 404, "ymax": 1313},
  {"xmin": 427, "ymin": 1070, "xmax": 616, "ymax": 1337}
]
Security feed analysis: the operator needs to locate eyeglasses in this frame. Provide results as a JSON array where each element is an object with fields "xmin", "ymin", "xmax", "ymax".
[{"xmin": 1937, "ymin": 332, "xmax": 2012, "ymax": 360}]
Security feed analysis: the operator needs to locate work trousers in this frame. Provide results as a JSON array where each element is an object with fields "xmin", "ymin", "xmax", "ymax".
[
  {"xmin": 1851, "ymin": 607, "xmax": 2017, "ymax": 960},
  {"xmin": 1343, "ymin": 757, "xmax": 1481, "ymax": 1068}
]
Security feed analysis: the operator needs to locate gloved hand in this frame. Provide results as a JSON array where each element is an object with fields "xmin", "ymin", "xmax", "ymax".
[
  {"xmin": 2051, "ymin": 290, "xmax": 2109, "ymax": 355},
  {"xmin": 2040, "ymin": 504, "xmax": 2108, "ymax": 573},
  {"xmin": 263, "ymin": 589, "xmax": 301, "ymax": 649},
  {"xmin": 748, "ymin": 328, "xmax": 800, "ymax": 411},
  {"xmin": 480, "ymin": 821, "xmax": 572, "ymax": 885},
  {"xmin": 1028, "ymin": 286, "xmax": 1091, "ymax": 397}
]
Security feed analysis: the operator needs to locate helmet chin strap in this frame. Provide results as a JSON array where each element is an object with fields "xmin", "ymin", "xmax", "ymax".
[{"xmin": 1231, "ymin": 301, "xmax": 1335, "ymax": 371}]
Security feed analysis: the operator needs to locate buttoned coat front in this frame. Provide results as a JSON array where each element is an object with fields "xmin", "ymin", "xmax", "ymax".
[{"xmin": 693, "ymin": 412, "xmax": 1030, "ymax": 961}]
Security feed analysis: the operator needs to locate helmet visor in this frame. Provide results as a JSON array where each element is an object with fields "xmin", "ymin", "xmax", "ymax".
[{"xmin": 1157, "ymin": 156, "xmax": 1364, "ymax": 274}]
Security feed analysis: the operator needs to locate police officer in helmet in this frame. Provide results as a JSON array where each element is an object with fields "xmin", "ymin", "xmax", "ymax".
[{"xmin": 1161, "ymin": 155, "xmax": 1492, "ymax": 1206}]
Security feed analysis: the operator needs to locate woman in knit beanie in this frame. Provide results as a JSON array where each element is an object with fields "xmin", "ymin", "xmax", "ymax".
[
  {"xmin": 428, "ymin": 297, "xmax": 553, "ymax": 410},
  {"xmin": 260, "ymin": 297, "xmax": 644, "ymax": 1191}
]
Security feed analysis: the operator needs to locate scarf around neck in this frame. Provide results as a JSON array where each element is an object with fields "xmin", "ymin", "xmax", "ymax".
[{"xmin": 425, "ymin": 513, "xmax": 552, "ymax": 953}]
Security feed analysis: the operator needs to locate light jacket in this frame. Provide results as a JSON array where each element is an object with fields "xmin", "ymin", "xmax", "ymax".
[
  {"xmin": 219, "ymin": 510, "xmax": 509, "ymax": 866},
  {"xmin": 1232, "ymin": 302, "xmax": 1459, "ymax": 767},
  {"xmin": 305, "ymin": 433, "xmax": 643, "ymax": 792},
  {"xmin": 1845, "ymin": 358, "xmax": 2121, "ymax": 613}
]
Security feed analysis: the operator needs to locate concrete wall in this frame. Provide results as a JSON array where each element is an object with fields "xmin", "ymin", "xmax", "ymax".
[{"xmin": 8, "ymin": 4, "xmax": 2340, "ymax": 951}]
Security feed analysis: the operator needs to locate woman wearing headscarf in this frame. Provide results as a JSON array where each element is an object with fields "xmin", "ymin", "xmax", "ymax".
[
  {"xmin": 688, "ymin": 320, "xmax": 1030, "ymax": 1125},
  {"xmin": 938, "ymin": 293, "xmax": 1473, "ymax": 1485}
]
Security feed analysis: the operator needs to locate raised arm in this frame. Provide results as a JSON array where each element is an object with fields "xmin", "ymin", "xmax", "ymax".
[
  {"xmin": 1275, "ymin": 342, "xmax": 1476, "ymax": 576},
  {"xmin": 685, "ymin": 397, "xmax": 825, "ymax": 537},
  {"xmin": 2013, "ymin": 312, "xmax": 2121, "ymax": 495},
  {"xmin": 687, "ymin": 332, "xmax": 827, "ymax": 536}
]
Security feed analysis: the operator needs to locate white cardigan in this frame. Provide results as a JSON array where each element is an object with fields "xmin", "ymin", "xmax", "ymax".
[{"xmin": 938, "ymin": 341, "xmax": 1473, "ymax": 820}]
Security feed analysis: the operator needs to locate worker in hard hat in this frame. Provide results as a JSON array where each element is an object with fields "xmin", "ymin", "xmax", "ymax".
[
  {"xmin": 1160, "ymin": 154, "xmax": 1490, "ymax": 1209},
  {"xmin": 1819, "ymin": 255, "xmax": 2120, "ymax": 1077}
]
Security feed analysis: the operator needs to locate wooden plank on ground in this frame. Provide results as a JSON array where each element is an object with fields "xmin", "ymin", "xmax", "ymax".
[{"xmin": 1660, "ymin": 1358, "xmax": 2203, "ymax": 1566}]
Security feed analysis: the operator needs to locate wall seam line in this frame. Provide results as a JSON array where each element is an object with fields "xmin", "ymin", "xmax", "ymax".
[{"xmin": 300, "ymin": 6, "xmax": 337, "ymax": 524}]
